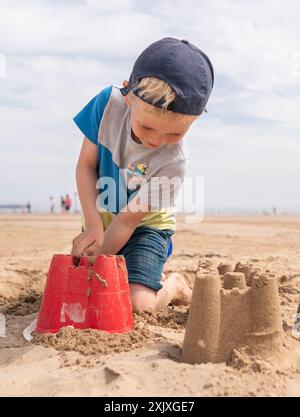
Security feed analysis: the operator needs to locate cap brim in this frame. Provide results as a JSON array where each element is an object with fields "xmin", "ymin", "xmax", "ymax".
[{"xmin": 120, "ymin": 87, "xmax": 129, "ymax": 96}]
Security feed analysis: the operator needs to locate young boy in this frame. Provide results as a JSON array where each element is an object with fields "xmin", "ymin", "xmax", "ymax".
[{"xmin": 71, "ymin": 37, "xmax": 214, "ymax": 312}]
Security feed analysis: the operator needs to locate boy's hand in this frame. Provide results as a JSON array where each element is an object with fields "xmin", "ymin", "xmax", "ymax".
[{"xmin": 71, "ymin": 227, "xmax": 104, "ymax": 263}]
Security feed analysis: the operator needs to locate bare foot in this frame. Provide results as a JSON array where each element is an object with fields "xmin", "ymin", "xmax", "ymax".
[{"xmin": 168, "ymin": 272, "xmax": 192, "ymax": 306}]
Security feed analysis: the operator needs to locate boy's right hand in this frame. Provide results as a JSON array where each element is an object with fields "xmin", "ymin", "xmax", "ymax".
[{"xmin": 71, "ymin": 228, "xmax": 104, "ymax": 263}]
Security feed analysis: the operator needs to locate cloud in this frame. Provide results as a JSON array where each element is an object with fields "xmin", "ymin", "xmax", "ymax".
[
  {"xmin": 0, "ymin": 0, "xmax": 299, "ymax": 211},
  {"xmin": 0, "ymin": 1, "xmax": 162, "ymax": 57}
]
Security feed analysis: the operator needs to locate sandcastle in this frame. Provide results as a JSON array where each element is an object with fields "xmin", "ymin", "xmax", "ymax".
[{"xmin": 182, "ymin": 262, "xmax": 284, "ymax": 364}]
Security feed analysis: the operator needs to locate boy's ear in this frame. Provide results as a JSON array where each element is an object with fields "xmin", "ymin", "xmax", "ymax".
[{"xmin": 122, "ymin": 80, "xmax": 131, "ymax": 106}]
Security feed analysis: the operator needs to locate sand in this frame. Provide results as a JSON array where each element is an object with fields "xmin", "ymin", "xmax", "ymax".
[
  {"xmin": 1, "ymin": 213, "xmax": 300, "ymax": 397},
  {"xmin": 33, "ymin": 308, "xmax": 187, "ymax": 356},
  {"xmin": 34, "ymin": 324, "xmax": 157, "ymax": 356}
]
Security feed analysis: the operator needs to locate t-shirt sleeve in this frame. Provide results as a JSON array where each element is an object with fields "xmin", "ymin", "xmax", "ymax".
[
  {"xmin": 137, "ymin": 159, "xmax": 187, "ymax": 210},
  {"xmin": 73, "ymin": 85, "xmax": 112, "ymax": 144}
]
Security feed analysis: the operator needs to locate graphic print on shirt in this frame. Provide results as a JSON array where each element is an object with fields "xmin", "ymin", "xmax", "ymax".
[{"xmin": 127, "ymin": 160, "xmax": 148, "ymax": 191}]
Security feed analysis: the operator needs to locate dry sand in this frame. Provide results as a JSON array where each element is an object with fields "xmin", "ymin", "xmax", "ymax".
[{"xmin": 1, "ymin": 213, "xmax": 300, "ymax": 397}]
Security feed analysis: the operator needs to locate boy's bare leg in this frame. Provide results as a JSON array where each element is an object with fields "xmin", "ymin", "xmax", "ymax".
[{"xmin": 129, "ymin": 272, "xmax": 192, "ymax": 312}]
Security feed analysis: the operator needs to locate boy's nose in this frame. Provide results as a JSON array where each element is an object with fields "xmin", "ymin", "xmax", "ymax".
[{"xmin": 148, "ymin": 136, "xmax": 164, "ymax": 146}]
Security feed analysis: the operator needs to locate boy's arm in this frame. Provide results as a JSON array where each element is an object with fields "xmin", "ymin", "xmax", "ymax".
[
  {"xmin": 99, "ymin": 197, "xmax": 148, "ymax": 255},
  {"xmin": 98, "ymin": 160, "xmax": 186, "ymax": 256},
  {"xmin": 71, "ymin": 137, "xmax": 104, "ymax": 258}
]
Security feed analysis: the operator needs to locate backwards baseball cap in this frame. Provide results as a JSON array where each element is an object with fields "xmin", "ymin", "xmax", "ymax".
[{"xmin": 120, "ymin": 37, "xmax": 214, "ymax": 116}]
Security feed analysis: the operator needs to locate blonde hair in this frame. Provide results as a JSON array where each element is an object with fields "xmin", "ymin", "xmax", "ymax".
[{"xmin": 129, "ymin": 77, "xmax": 198, "ymax": 124}]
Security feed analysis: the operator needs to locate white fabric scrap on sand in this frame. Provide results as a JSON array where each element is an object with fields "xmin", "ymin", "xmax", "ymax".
[{"xmin": 23, "ymin": 319, "xmax": 37, "ymax": 342}]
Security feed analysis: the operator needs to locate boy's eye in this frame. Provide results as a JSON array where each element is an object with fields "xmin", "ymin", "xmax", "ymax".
[{"xmin": 141, "ymin": 125, "xmax": 180, "ymax": 137}]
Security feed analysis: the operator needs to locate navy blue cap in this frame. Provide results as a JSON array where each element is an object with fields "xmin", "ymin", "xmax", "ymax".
[{"xmin": 120, "ymin": 37, "xmax": 214, "ymax": 116}]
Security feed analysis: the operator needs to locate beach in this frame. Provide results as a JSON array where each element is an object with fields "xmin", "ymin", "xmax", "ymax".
[{"xmin": 0, "ymin": 213, "xmax": 300, "ymax": 397}]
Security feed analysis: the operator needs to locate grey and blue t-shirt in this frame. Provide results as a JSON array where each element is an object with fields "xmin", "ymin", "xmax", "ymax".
[{"xmin": 73, "ymin": 84, "xmax": 189, "ymax": 232}]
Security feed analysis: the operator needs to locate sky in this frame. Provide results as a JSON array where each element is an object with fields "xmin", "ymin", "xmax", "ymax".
[{"xmin": 0, "ymin": 0, "xmax": 300, "ymax": 213}]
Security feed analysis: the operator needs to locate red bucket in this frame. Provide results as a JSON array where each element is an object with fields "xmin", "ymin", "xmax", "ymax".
[{"xmin": 36, "ymin": 254, "xmax": 134, "ymax": 334}]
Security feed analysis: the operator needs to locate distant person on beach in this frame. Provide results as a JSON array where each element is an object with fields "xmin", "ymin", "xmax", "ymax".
[
  {"xmin": 64, "ymin": 194, "xmax": 72, "ymax": 212},
  {"xmin": 50, "ymin": 196, "xmax": 55, "ymax": 214},
  {"xmin": 26, "ymin": 201, "xmax": 31, "ymax": 213},
  {"xmin": 60, "ymin": 196, "xmax": 65, "ymax": 213},
  {"xmin": 71, "ymin": 38, "xmax": 214, "ymax": 312}
]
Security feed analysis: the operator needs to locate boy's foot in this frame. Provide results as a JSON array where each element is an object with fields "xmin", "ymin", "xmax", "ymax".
[{"xmin": 168, "ymin": 272, "xmax": 192, "ymax": 306}]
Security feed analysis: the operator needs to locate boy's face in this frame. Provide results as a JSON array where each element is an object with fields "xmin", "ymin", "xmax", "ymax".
[{"xmin": 123, "ymin": 81, "xmax": 198, "ymax": 149}]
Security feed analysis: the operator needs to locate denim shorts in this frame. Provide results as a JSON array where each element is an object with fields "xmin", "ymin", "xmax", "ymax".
[{"xmin": 117, "ymin": 226, "xmax": 174, "ymax": 292}]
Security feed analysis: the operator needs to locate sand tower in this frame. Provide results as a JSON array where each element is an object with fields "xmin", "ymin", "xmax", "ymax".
[
  {"xmin": 217, "ymin": 262, "xmax": 233, "ymax": 276},
  {"xmin": 182, "ymin": 264, "xmax": 284, "ymax": 364}
]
